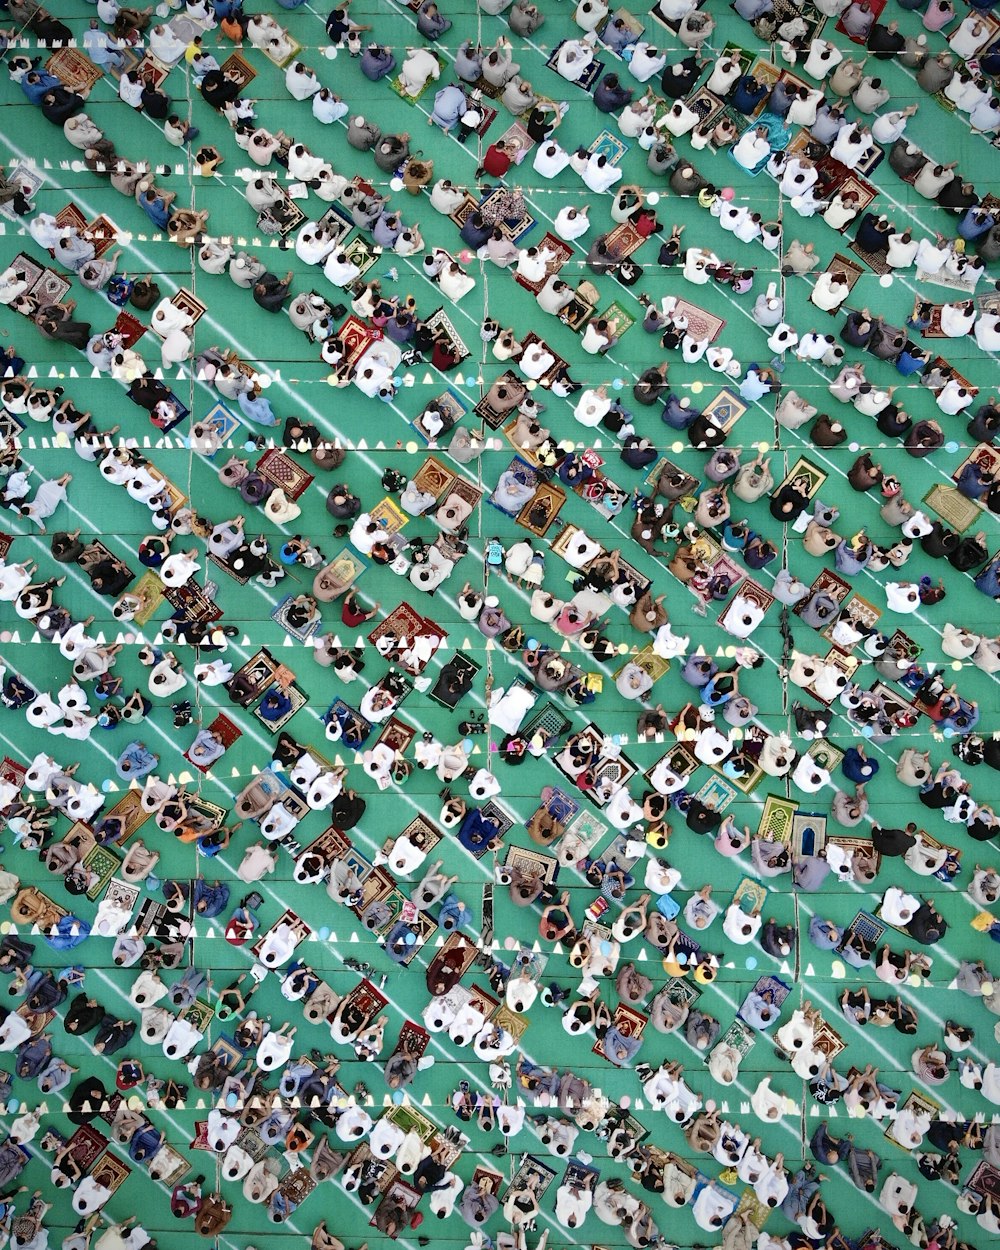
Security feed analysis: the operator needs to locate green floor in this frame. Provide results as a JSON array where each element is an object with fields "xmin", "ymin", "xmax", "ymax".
[{"xmin": 0, "ymin": 0, "xmax": 999, "ymax": 1247}]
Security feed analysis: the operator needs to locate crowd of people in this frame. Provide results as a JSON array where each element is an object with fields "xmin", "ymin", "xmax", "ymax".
[{"xmin": 0, "ymin": 0, "xmax": 998, "ymax": 1246}]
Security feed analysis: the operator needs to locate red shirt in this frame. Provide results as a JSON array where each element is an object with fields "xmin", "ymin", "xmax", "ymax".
[
  {"xmin": 483, "ymin": 145, "xmax": 512, "ymax": 177},
  {"xmin": 341, "ymin": 599, "xmax": 368, "ymax": 627}
]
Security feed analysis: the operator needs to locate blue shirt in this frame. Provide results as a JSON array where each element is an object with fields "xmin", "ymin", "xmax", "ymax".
[
  {"xmin": 22, "ymin": 72, "xmax": 62, "ymax": 104},
  {"xmin": 895, "ymin": 350, "xmax": 926, "ymax": 377},
  {"xmin": 140, "ymin": 195, "xmax": 171, "ymax": 229},
  {"xmin": 237, "ymin": 389, "xmax": 277, "ymax": 425}
]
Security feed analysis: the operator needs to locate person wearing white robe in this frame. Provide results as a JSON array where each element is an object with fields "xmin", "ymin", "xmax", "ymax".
[
  {"xmin": 974, "ymin": 312, "xmax": 1000, "ymax": 352},
  {"xmin": 619, "ymin": 98, "xmax": 655, "ymax": 137},
  {"xmin": 810, "ymin": 271, "xmax": 851, "ymax": 312},
  {"xmin": 399, "ymin": 47, "xmax": 440, "ymax": 97},
  {"xmin": 628, "ymin": 41, "xmax": 667, "ymax": 82},
  {"xmin": 872, "ymin": 106, "xmax": 917, "ymax": 145},
  {"xmin": 803, "ymin": 38, "xmax": 842, "ymax": 79},
  {"xmin": 438, "ymin": 263, "xmax": 475, "ymax": 301},
  {"xmin": 939, "ymin": 300, "xmax": 977, "ymax": 338},
  {"xmin": 886, "ymin": 231, "xmax": 918, "ymax": 268},
  {"xmin": 581, "ymin": 152, "xmax": 622, "ymax": 193},
  {"xmin": 532, "ymin": 140, "xmax": 570, "ymax": 178},
  {"xmin": 732, "ymin": 126, "xmax": 770, "ymax": 171},
  {"xmin": 312, "ymin": 88, "xmax": 348, "ymax": 124},
  {"xmin": 914, "ymin": 235, "xmax": 949, "ymax": 274},
  {"xmin": 554, "ymin": 205, "xmax": 589, "ymax": 240},
  {"xmin": 573, "ymin": 388, "xmax": 611, "ymax": 427},
  {"xmin": 555, "ymin": 37, "xmax": 594, "ymax": 83},
  {"xmin": 285, "ymin": 61, "xmax": 320, "ymax": 101}
]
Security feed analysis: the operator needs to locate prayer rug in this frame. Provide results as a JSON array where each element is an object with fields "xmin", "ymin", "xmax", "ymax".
[
  {"xmin": 725, "ymin": 42, "xmax": 755, "ymax": 74},
  {"xmin": 250, "ymin": 909, "xmax": 311, "ymax": 961},
  {"xmin": 65, "ymin": 1125, "xmax": 110, "ymax": 1171},
  {"xmin": 47, "ymin": 47, "xmax": 104, "ymax": 92},
  {"xmin": 701, "ymin": 387, "xmax": 746, "ymax": 434},
  {"xmin": 592, "ymin": 1002, "xmax": 647, "ymax": 1060},
  {"xmin": 478, "ymin": 185, "xmax": 535, "ymax": 242},
  {"xmin": 545, "ymin": 44, "xmax": 605, "ymax": 92},
  {"xmin": 791, "ymin": 811, "xmax": 827, "ymax": 857},
  {"xmin": 736, "ymin": 1188, "xmax": 772, "ymax": 1230},
  {"xmin": 717, "ymin": 579, "xmax": 774, "ymax": 634},
  {"xmin": 516, "ymin": 480, "xmax": 566, "ymax": 536},
  {"xmin": 171, "ymin": 287, "xmax": 207, "ymax": 327},
  {"xmin": 256, "ymin": 448, "xmax": 314, "ymax": 500},
  {"xmin": 671, "ymin": 299, "xmax": 726, "ymax": 343},
  {"xmin": 137, "ymin": 54, "xmax": 171, "ymax": 88},
  {"xmin": 376, "ymin": 716, "xmax": 417, "ymax": 756},
  {"xmin": 89, "ymin": 1151, "xmax": 131, "ymax": 1195},
  {"xmin": 822, "ymin": 253, "xmax": 865, "ymax": 305},
  {"xmin": 470, "ymin": 73, "xmax": 502, "ymax": 100},
  {"xmin": 221, "ymin": 52, "xmax": 256, "ymax": 89},
  {"xmin": 0, "ymin": 756, "xmax": 26, "ymax": 790},
  {"xmin": 835, "ymin": 0, "xmax": 885, "ymax": 42},
  {"xmin": 277, "ymin": 1166, "xmax": 316, "ymax": 1210},
  {"xmin": 338, "ymin": 313, "xmax": 379, "ymax": 369},
  {"xmin": 515, "ymin": 331, "xmax": 568, "ymax": 389},
  {"xmin": 82, "ymin": 214, "xmax": 118, "ymax": 258},
  {"xmin": 460, "ymin": 798, "xmax": 514, "ymax": 857},
  {"xmin": 807, "ymin": 739, "xmax": 845, "ymax": 776},
  {"xmin": 114, "ymin": 311, "xmax": 146, "ymax": 349},
  {"xmin": 821, "ymin": 594, "xmax": 880, "ymax": 652},
  {"xmin": 0, "ymin": 165, "xmax": 40, "ymax": 221},
  {"xmin": 916, "ymin": 267, "xmax": 979, "ymax": 296},
  {"xmin": 260, "ymin": 32, "xmax": 301, "ymax": 68},
  {"xmin": 757, "ymin": 794, "xmax": 798, "ymax": 843},
  {"xmin": 884, "ymin": 1090, "xmax": 940, "ymax": 1151},
  {"xmin": 771, "ymin": 0, "xmax": 826, "ymax": 39},
  {"xmin": 503, "ymin": 1154, "xmax": 558, "ymax": 1202},
  {"xmin": 848, "ymin": 241, "xmax": 893, "ymax": 275},
  {"xmin": 31, "ymin": 268, "xmax": 72, "ymax": 307},
  {"xmin": 967, "ymin": 1161, "xmax": 1000, "ymax": 1201},
  {"xmin": 737, "ymin": 976, "xmax": 791, "ymax": 1030},
  {"xmin": 271, "ymin": 595, "xmax": 322, "ymax": 643},
  {"xmin": 923, "ymin": 483, "xmax": 982, "ymax": 533},
  {"xmin": 250, "ymin": 690, "xmax": 305, "ymax": 735},
  {"xmin": 369, "ymin": 496, "xmax": 408, "ymax": 534},
  {"xmin": 696, "ymin": 775, "xmax": 737, "ymax": 813},
  {"xmin": 82, "ymin": 844, "xmax": 121, "ymax": 900},
  {"xmin": 413, "ymin": 455, "xmax": 457, "ymax": 500},
  {"xmin": 368, "ymin": 600, "xmax": 432, "ymax": 649},
  {"xmin": 514, "ymin": 232, "xmax": 572, "ymax": 293},
  {"xmin": 9, "ymin": 252, "xmax": 43, "ymax": 293},
  {"xmin": 599, "ymin": 300, "xmax": 636, "ymax": 337},
  {"xmin": 778, "ymin": 456, "xmax": 828, "ymax": 499},
  {"xmin": 324, "ymin": 698, "xmax": 373, "ymax": 750},
  {"xmin": 601, "ymin": 7, "xmax": 646, "ymax": 47},
  {"xmin": 424, "ymin": 309, "xmax": 470, "ymax": 361},
  {"xmin": 343, "ymin": 235, "xmax": 380, "ymax": 278},
  {"xmin": 390, "ymin": 66, "xmax": 439, "ymax": 103},
  {"xmin": 497, "ymin": 121, "xmax": 535, "ymax": 163},
  {"xmin": 686, "ymin": 85, "xmax": 726, "ymax": 130},
  {"xmin": 589, "ymin": 129, "xmax": 630, "ymax": 166},
  {"xmin": 475, "ymin": 101, "xmax": 499, "ymax": 137},
  {"xmin": 604, "ymin": 220, "xmax": 646, "ymax": 260},
  {"xmin": 448, "ymin": 193, "xmax": 479, "ymax": 232},
  {"xmin": 304, "ymin": 825, "xmax": 351, "ymax": 866},
  {"xmin": 187, "ymin": 712, "xmax": 243, "ymax": 771},
  {"xmin": 428, "ymin": 653, "xmax": 481, "ymax": 710}
]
